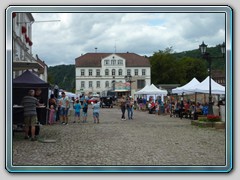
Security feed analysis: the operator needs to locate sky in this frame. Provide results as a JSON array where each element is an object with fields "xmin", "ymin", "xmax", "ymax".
[{"xmin": 31, "ymin": 12, "xmax": 225, "ymax": 67}]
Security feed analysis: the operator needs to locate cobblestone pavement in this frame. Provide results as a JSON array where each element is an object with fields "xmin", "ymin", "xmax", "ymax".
[{"xmin": 12, "ymin": 106, "xmax": 225, "ymax": 166}]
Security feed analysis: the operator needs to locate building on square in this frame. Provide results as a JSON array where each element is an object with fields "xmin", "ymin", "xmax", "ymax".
[
  {"xmin": 75, "ymin": 52, "xmax": 151, "ymax": 97},
  {"xmin": 12, "ymin": 12, "xmax": 46, "ymax": 80}
]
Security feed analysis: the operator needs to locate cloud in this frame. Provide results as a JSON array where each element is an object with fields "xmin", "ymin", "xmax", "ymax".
[{"xmin": 31, "ymin": 12, "xmax": 225, "ymax": 66}]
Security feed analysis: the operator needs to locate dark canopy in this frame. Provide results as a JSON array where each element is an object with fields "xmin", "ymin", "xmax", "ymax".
[
  {"xmin": 13, "ymin": 70, "xmax": 50, "ymax": 125},
  {"xmin": 13, "ymin": 70, "xmax": 49, "ymax": 87},
  {"xmin": 13, "ymin": 70, "xmax": 49, "ymax": 105}
]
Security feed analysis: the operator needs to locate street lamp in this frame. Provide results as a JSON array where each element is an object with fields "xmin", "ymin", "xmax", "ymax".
[
  {"xmin": 112, "ymin": 76, "xmax": 116, "ymax": 96},
  {"xmin": 199, "ymin": 41, "xmax": 225, "ymax": 115},
  {"xmin": 125, "ymin": 75, "xmax": 132, "ymax": 96}
]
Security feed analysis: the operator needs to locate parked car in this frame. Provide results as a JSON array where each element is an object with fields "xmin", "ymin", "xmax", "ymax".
[
  {"xmin": 87, "ymin": 97, "xmax": 99, "ymax": 104},
  {"xmin": 100, "ymin": 96, "xmax": 113, "ymax": 108}
]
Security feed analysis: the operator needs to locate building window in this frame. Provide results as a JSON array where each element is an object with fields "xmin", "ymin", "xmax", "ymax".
[
  {"xmin": 96, "ymin": 81, "xmax": 100, "ymax": 88},
  {"xmin": 89, "ymin": 81, "xmax": 92, "ymax": 88},
  {"xmin": 142, "ymin": 69, "xmax": 146, "ymax": 76},
  {"xmin": 81, "ymin": 69, "xmax": 85, "ymax": 76},
  {"xmin": 112, "ymin": 69, "xmax": 116, "ymax": 76},
  {"xmin": 111, "ymin": 60, "xmax": 116, "ymax": 65},
  {"xmin": 135, "ymin": 69, "xmax": 138, "ymax": 76},
  {"xmin": 105, "ymin": 69, "xmax": 109, "ymax": 76},
  {"xmin": 118, "ymin": 60, "xmax": 123, "ymax": 65},
  {"xmin": 127, "ymin": 69, "xmax": 131, "ymax": 76},
  {"xmin": 81, "ymin": 81, "xmax": 85, "ymax": 88},
  {"xmin": 118, "ymin": 69, "xmax": 123, "ymax": 76},
  {"xmin": 104, "ymin": 60, "xmax": 109, "ymax": 65},
  {"xmin": 89, "ymin": 69, "xmax": 93, "ymax": 76},
  {"xmin": 137, "ymin": 80, "xmax": 145, "ymax": 89},
  {"xmin": 105, "ymin": 81, "xmax": 109, "ymax": 88},
  {"xmin": 96, "ymin": 69, "xmax": 100, "ymax": 76}
]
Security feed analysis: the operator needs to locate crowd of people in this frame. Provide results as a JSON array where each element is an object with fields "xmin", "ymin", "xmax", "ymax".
[
  {"xmin": 47, "ymin": 92, "xmax": 102, "ymax": 125},
  {"xmin": 21, "ymin": 88, "xmax": 223, "ymax": 142},
  {"xmin": 134, "ymin": 96, "xmax": 221, "ymax": 119}
]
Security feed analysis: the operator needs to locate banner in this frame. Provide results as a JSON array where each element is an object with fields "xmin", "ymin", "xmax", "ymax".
[{"xmin": 115, "ymin": 82, "xmax": 130, "ymax": 91}]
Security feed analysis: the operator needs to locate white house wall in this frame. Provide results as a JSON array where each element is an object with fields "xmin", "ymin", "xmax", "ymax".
[{"xmin": 76, "ymin": 66, "xmax": 151, "ymax": 96}]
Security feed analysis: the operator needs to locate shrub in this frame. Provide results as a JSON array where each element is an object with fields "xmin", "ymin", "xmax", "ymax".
[{"xmin": 198, "ymin": 117, "xmax": 208, "ymax": 122}]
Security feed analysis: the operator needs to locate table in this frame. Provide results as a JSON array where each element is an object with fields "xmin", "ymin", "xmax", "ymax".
[{"xmin": 13, "ymin": 105, "xmax": 47, "ymax": 125}]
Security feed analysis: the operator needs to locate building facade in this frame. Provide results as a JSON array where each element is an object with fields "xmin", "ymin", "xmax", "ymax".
[
  {"xmin": 75, "ymin": 53, "xmax": 151, "ymax": 96},
  {"xmin": 12, "ymin": 12, "xmax": 46, "ymax": 79}
]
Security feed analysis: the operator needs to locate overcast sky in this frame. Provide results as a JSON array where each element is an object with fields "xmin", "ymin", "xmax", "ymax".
[{"xmin": 31, "ymin": 13, "xmax": 225, "ymax": 67}]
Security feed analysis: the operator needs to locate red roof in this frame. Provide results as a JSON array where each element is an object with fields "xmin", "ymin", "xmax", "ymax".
[{"xmin": 75, "ymin": 53, "xmax": 150, "ymax": 67}]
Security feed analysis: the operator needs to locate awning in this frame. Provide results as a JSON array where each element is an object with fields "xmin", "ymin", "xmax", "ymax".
[{"xmin": 13, "ymin": 61, "xmax": 44, "ymax": 71}]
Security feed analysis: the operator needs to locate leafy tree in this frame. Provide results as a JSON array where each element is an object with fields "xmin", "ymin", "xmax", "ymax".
[
  {"xmin": 150, "ymin": 48, "xmax": 179, "ymax": 84},
  {"xmin": 150, "ymin": 48, "xmax": 208, "ymax": 86},
  {"xmin": 176, "ymin": 57, "xmax": 208, "ymax": 85}
]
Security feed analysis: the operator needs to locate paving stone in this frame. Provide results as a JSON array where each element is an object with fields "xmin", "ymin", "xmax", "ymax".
[{"xmin": 12, "ymin": 107, "xmax": 226, "ymax": 166}]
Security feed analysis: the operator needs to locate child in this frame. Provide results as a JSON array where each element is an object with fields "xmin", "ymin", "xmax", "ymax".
[
  {"xmin": 73, "ymin": 100, "xmax": 81, "ymax": 123},
  {"xmin": 48, "ymin": 105, "xmax": 55, "ymax": 125},
  {"xmin": 155, "ymin": 101, "xmax": 159, "ymax": 115},
  {"xmin": 92, "ymin": 100, "xmax": 100, "ymax": 123}
]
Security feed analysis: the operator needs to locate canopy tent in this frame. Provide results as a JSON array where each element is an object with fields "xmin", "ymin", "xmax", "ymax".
[
  {"xmin": 172, "ymin": 77, "xmax": 200, "ymax": 95},
  {"xmin": 13, "ymin": 70, "xmax": 50, "ymax": 105},
  {"xmin": 135, "ymin": 84, "xmax": 167, "ymax": 95},
  {"xmin": 13, "ymin": 70, "xmax": 50, "ymax": 125},
  {"xmin": 58, "ymin": 90, "xmax": 77, "ymax": 99},
  {"xmin": 135, "ymin": 84, "xmax": 167, "ymax": 101},
  {"xmin": 186, "ymin": 76, "xmax": 225, "ymax": 94},
  {"xmin": 148, "ymin": 84, "xmax": 168, "ymax": 95},
  {"xmin": 135, "ymin": 85, "xmax": 150, "ymax": 95}
]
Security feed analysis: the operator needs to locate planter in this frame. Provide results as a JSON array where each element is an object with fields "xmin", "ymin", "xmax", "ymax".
[
  {"xmin": 220, "ymin": 105, "xmax": 225, "ymax": 122},
  {"xmin": 191, "ymin": 120, "xmax": 225, "ymax": 129},
  {"xmin": 214, "ymin": 122, "xmax": 225, "ymax": 129}
]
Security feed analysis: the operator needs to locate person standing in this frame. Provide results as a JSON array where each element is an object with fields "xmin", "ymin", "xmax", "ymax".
[
  {"xmin": 82, "ymin": 99, "xmax": 88, "ymax": 123},
  {"xmin": 21, "ymin": 89, "xmax": 40, "ymax": 141},
  {"xmin": 73, "ymin": 99, "xmax": 81, "ymax": 123},
  {"xmin": 59, "ymin": 92, "xmax": 69, "ymax": 125},
  {"xmin": 34, "ymin": 88, "xmax": 44, "ymax": 104},
  {"xmin": 48, "ymin": 94, "xmax": 57, "ymax": 121},
  {"xmin": 48, "ymin": 105, "xmax": 55, "ymax": 125},
  {"xmin": 119, "ymin": 96, "xmax": 126, "ymax": 120},
  {"xmin": 155, "ymin": 100, "xmax": 160, "ymax": 116},
  {"xmin": 92, "ymin": 100, "xmax": 100, "ymax": 123},
  {"xmin": 126, "ymin": 97, "xmax": 134, "ymax": 120}
]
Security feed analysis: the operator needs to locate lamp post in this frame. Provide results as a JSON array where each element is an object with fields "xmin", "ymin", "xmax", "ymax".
[
  {"xmin": 199, "ymin": 41, "xmax": 225, "ymax": 115},
  {"xmin": 112, "ymin": 76, "xmax": 116, "ymax": 96},
  {"xmin": 125, "ymin": 75, "xmax": 132, "ymax": 96}
]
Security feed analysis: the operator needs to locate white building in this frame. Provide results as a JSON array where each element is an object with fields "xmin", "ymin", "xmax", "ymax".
[
  {"xmin": 12, "ymin": 12, "xmax": 46, "ymax": 79},
  {"xmin": 75, "ymin": 53, "xmax": 151, "ymax": 97}
]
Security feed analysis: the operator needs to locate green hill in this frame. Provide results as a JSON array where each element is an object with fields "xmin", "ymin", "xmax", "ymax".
[
  {"xmin": 48, "ymin": 64, "xmax": 75, "ymax": 92},
  {"xmin": 173, "ymin": 45, "xmax": 225, "ymax": 70}
]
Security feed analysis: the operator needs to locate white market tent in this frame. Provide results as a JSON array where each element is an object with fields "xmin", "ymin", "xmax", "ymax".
[
  {"xmin": 135, "ymin": 84, "xmax": 167, "ymax": 95},
  {"xmin": 148, "ymin": 84, "xmax": 168, "ymax": 95},
  {"xmin": 135, "ymin": 84, "xmax": 150, "ymax": 95},
  {"xmin": 172, "ymin": 77, "xmax": 200, "ymax": 95},
  {"xmin": 58, "ymin": 90, "xmax": 77, "ymax": 98},
  {"xmin": 186, "ymin": 76, "xmax": 225, "ymax": 94},
  {"xmin": 135, "ymin": 84, "xmax": 167, "ymax": 101}
]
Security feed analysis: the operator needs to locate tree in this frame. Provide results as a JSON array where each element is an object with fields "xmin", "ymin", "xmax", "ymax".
[
  {"xmin": 150, "ymin": 48, "xmax": 208, "ymax": 86},
  {"xmin": 176, "ymin": 57, "xmax": 208, "ymax": 85},
  {"xmin": 150, "ymin": 48, "xmax": 181, "ymax": 84}
]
